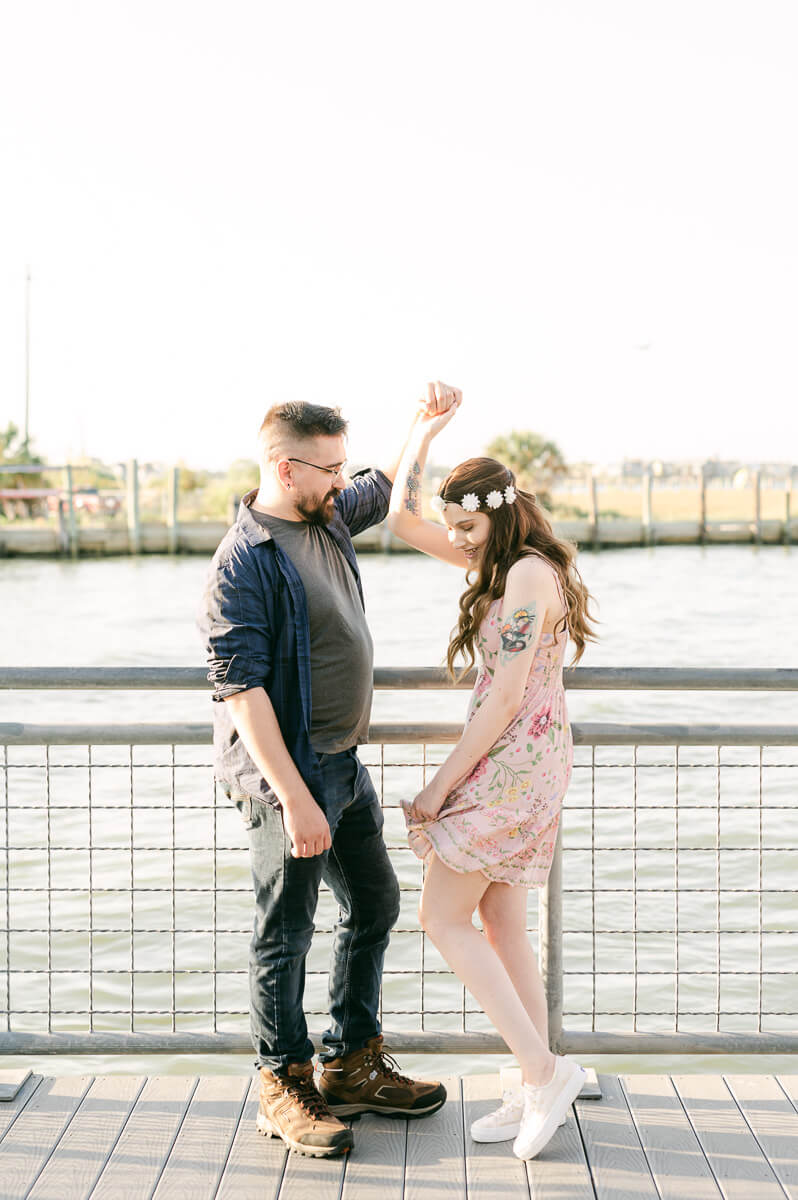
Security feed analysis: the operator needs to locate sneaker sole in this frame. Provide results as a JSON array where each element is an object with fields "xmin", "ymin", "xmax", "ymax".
[
  {"xmin": 256, "ymin": 1111, "xmax": 353, "ymax": 1157},
  {"xmin": 514, "ymin": 1068, "xmax": 586, "ymax": 1160},
  {"xmin": 322, "ymin": 1096, "xmax": 447, "ymax": 1120},
  {"xmin": 471, "ymin": 1114, "xmax": 566, "ymax": 1143},
  {"xmin": 471, "ymin": 1122, "xmax": 521, "ymax": 1143}
]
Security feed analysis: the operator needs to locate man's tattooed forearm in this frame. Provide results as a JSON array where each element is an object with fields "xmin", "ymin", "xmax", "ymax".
[
  {"xmin": 498, "ymin": 603, "xmax": 538, "ymax": 664},
  {"xmin": 404, "ymin": 460, "xmax": 421, "ymax": 515}
]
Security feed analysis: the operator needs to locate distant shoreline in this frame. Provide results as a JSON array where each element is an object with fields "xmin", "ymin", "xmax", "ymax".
[{"xmin": 0, "ymin": 515, "xmax": 795, "ymax": 558}]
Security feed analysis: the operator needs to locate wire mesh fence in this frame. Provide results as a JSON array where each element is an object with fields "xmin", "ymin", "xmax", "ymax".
[{"xmin": 2, "ymin": 707, "xmax": 797, "ymax": 1053}]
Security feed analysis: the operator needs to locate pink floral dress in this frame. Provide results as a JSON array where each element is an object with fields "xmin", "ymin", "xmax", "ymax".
[{"xmin": 406, "ymin": 565, "xmax": 573, "ymax": 888}]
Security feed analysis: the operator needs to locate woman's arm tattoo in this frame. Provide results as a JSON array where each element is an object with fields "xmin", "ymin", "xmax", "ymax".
[
  {"xmin": 404, "ymin": 460, "xmax": 421, "ymax": 515},
  {"xmin": 498, "ymin": 603, "xmax": 538, "ymax": 664}
]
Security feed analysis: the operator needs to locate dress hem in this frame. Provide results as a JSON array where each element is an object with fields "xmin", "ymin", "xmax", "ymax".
[{"xmin": 410, "ymin": 828, "xmax": 553, "ymax": 890}]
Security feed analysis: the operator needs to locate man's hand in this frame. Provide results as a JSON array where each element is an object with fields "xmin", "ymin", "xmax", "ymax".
[
  {"xmin": 417, "ymin": 380, "xmax": 462, "ymax": 439},
  {"xmin": 281, "ymin": 794, "xmax": 332, "ymax": 858}
]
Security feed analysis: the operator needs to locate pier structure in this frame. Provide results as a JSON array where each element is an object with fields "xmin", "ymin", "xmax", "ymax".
[
  {"xmin": 1, "ymin": 666, "xmax": 798, "ymax": 1195},
  {"xmin": 1, "ymin": 461, "xmax": 797, "ymax": 554}
]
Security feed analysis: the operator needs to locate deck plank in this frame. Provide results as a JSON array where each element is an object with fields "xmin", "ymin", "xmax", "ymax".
[
  {"xmin": 500, "ymin": 1059, "xmax": 600, "ymax": 1197},
  {"xmin": 0, "ymin": 1075, "xmax": 93, "ymax": 1200},
  {"xmin": 0, "ymin": 1069, "xmax": 32, "ymax": 1102},
  {"xmin": 403, "ymin": 1076, "xmax": 466, "ymax": 1200},
  {"xmin": 338, "ymin": 1110, "xmax": 406, "ymax": 1200},
  {"xmin": 276, "ymin": 1137, "xmax": 348, "ymax": 1200},
  {"xmin": 26, "ymin": 1075, "xmax": 146, "ymax": 1200},
  {"xmin": 575, "ymin": 1072, "xmax": 658, "ymax": 1200},
  {"xmin": 621, "ymin": 1075, "xmax": 721, "ymax": 1200},
  {"xmin": 216, "ymin": 1075, "xmax": 287, "ymax": 1200},
  {"xmin": 724, "ymin": 1075, "xmax": 798, "ymax": 1199},
  {"xmin": 3, "ymin": 1071, "xmax": 798, "ymax": 1199},
  {"xmin": 526, "ymin": 1096, "xmax": 597, "ymax": 1197},
  {"xmin": 272, "ymin": 1065, "xmax": 352, "ymax": 1200},
  {"xmin": 672, "ymin": 1074, "xmax": 785, "ymax": 1200},
  {"xmin": 90, "ymin": 1075, "xmax": 199, "ymax": 1200},
  {"xmin": 460, "ymin": 1074, "xmax": 528, "ymax": 1199},
  {"xmin": 0, "ymin": 1072, "xmax": 44, "ymax": 1140},
  {"xmin": 777, "ymin": 1077, "xmax": 798, "ymax": 1112},
  {"xmin": 151, "ymin": 1075, "xmax": 249, "ymax": 1200}
]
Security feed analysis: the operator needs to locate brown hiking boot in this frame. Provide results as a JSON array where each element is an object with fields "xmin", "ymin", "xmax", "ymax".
[
  {"xmin": 318, "ymin": 1035, "xmax": 447, "ymax": 1119},
  {"xmin": 256, "ymin": 1061, "xmax": 354, "ymax": 1157}
]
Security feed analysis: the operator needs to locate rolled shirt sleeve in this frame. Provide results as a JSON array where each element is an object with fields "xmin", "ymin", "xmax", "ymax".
[
  {"xmin": 201, "ymin": 550, "xmax": 274, "ymax": 702},
  {"xmin": 335, "ymin": 467, "xmax": 392, "ymax": 537}
]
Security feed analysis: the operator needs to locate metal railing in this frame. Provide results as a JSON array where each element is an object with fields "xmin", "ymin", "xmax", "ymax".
[{"xmin": 1, "ymin": 668, "xmax": 797, "ymax": 1055}]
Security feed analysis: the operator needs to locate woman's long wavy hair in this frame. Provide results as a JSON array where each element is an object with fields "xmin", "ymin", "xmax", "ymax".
[{"xmin": 439, "ymin": 457, "xmax": 598, "ymax": 679}]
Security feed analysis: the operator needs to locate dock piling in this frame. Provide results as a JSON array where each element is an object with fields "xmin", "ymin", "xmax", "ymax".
[
  {"xmin": 63, "ymin": 464, "xmax": 78, "ymax": 558},
  {"xmin": 167, "ymin": 467, "xmax": 179, "ymax": 554},
  {"xmin": 699, "ymin": 462, "xmax": 707, "ymax": 545},
  {"xmin": 587, "ymin": 468, "xmax": 599, "ymax": 549},
  {"xmin": 642, "ymin": 469, "xmax": 654, "ymax": 546},
  {"xmin": 126, "ymin": 459, "xmax": 140, "ymax": 555}
]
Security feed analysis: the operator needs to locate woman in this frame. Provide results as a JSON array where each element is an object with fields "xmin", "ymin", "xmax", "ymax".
[{"xmin": 387, "ymin": 383, "xmax": 597, "ymax": 1161}]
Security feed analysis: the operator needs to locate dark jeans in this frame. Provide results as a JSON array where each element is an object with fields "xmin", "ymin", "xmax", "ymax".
[{"xmin": 237, "ymin": 748, "xmax": 401, "ymax": 1071}]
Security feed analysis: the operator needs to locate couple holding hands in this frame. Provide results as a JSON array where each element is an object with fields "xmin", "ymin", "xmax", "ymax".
[{"xmin": 200, "ymin": 383, "xmax": 596, "ymax": 1162}]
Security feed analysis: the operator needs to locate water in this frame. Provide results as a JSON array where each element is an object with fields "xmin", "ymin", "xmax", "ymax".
[{"xmin": 1, "ymin": 544, "xmax": 797, "ymax": 1080}]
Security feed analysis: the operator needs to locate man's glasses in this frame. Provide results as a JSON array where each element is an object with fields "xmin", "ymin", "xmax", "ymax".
[{"xmin": 287, "ymin": 457, "xmax": 348, "ymax": 480}]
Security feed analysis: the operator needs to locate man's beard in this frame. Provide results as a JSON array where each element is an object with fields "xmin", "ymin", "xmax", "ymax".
[{"xmin": 294, "ymin": 490, "xmax": 336, "ymax": 526}]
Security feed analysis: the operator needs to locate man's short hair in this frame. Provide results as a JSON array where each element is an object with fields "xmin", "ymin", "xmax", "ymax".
[{"xmin": 258, "ymin": 402, "xmax": 348, "ymax": 461}]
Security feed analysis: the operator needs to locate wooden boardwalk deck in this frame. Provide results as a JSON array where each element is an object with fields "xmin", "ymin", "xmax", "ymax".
[{"xmin": 2, "ymin": 1071, "xmax": 798, "ymax": 1198}]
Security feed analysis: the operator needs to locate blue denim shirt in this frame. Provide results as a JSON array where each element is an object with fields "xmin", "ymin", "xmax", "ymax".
[{"xmin": 199, "ymin": 468, "xmax": 391, "ymax": 809}]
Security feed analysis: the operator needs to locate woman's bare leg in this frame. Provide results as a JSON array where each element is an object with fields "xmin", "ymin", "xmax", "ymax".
[
  {"xmin": 419, "ymin": 854, "xmax": 555, "ymax": 1086},
  {"xmin": 478, "ymin": 881, "xmax": 549, "ymax": 1045}
]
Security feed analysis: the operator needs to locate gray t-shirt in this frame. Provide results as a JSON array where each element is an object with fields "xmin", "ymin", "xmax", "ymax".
[{"xmin": 251, "ymin": 509, "xmax": 374, "ymax": 753}]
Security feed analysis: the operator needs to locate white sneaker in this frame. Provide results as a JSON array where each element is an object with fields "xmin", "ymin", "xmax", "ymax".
[
  {"xmin": 470, "ymin": 1090, "xmax": 525, "ymax": 1142},
  {"xmin": 470, "ymin": 1088, "xmax": 568, "ymax": 1143},
  {"xmin": 512, "ymin": 1057, "xmax": 586, "ymax": 1160}
]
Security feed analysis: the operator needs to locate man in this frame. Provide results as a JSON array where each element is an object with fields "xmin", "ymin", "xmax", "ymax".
[{"xmin": 200, "ymin": 386, "xmax": 458, "ymax": 1157}]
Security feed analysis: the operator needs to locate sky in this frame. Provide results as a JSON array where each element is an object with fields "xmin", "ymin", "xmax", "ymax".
[{"xmin": 1, "ymin": 1, "xmax": 797, "ymax": 471}]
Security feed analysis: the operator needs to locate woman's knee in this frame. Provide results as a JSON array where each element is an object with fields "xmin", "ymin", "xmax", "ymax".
[
  {"xmin": 418, "ymin": 895, "xmax": 470, "ymax": 941},
  {"xmin": 478, "ymin": 891, "xmax": 527, "ymax": 947},
  {"xmin": 418, "ymin": 895, "xmax": 447, "ymax": 938},
  {"xmin": 480, "ymin": 914, "xmax": 517, "ymax": 948}
]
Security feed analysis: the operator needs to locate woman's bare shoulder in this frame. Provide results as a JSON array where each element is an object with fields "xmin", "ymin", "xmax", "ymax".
[{"xmin": 506, "ymin": 553, "xmax": 557, "ymax": 588}]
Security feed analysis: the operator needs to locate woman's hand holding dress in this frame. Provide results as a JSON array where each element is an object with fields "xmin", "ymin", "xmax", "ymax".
[{"xmin": 405, "ymin": 780, "xmax": 449, "ymax": 826}]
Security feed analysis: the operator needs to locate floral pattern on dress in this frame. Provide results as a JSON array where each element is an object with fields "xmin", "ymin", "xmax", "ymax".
[{"xmin": 406, "ymin": 580, "xmax": 574, "ymax": 888}]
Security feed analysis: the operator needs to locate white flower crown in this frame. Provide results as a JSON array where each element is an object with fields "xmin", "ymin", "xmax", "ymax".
[{"xmin": 430, "ymin": 485, "xmax": 516, "ymax": 515}]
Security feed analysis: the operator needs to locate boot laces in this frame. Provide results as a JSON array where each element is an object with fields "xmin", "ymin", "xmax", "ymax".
[
  {"xmin": 285, "ymin": 1072, "xmax": 332, "ymax": 1120},
  {"xmin": 364, "ymin": 1046, "xmax": 414, "ymax": 1086}
]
